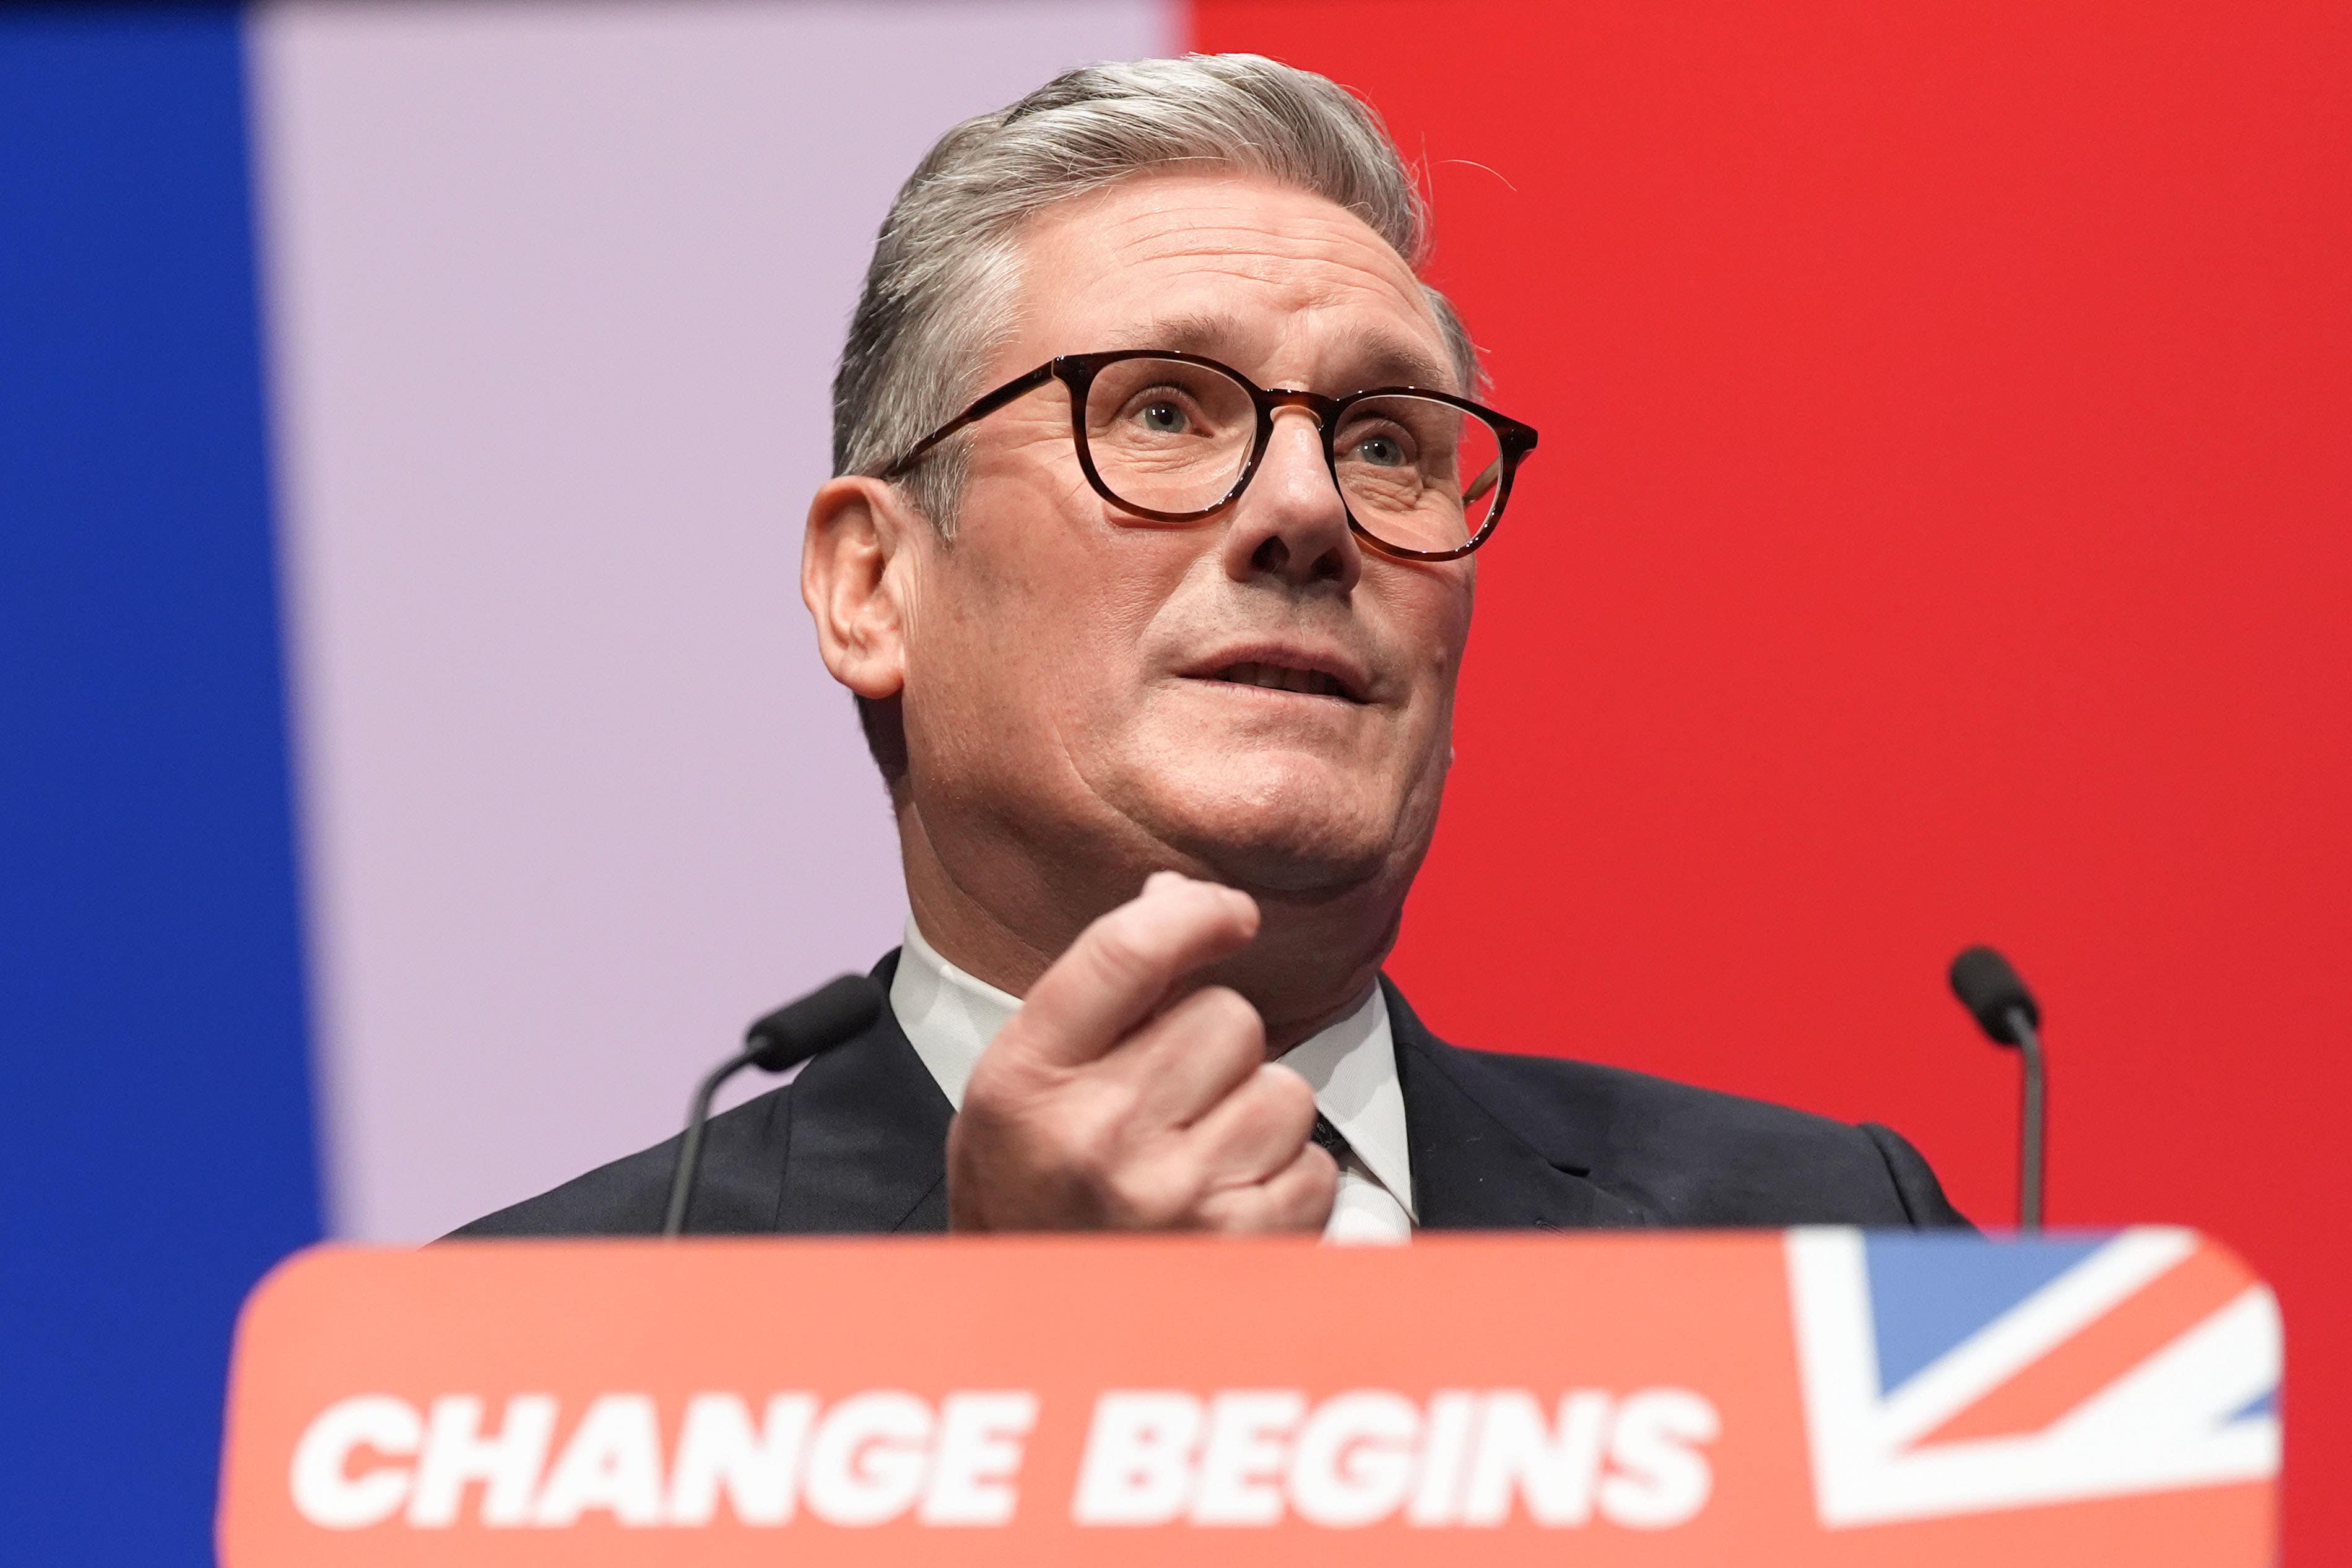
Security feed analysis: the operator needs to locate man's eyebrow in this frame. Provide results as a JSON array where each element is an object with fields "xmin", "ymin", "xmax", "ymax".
[
  {"xmin": 1098, "ymin": 313, "xmax": 1457, "ymax": 393},
  {"xmin": 1100, "ymin": 311, "xmax": 1242, "ymax": 357},
  {"xmin": 1346, "ymin": 338, "xmax": 1457, "ymax": 392}
]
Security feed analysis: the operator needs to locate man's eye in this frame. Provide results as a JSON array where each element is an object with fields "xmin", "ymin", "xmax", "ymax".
[
  {"xmin": 1139, "ymin": 400, "xmax": 1189, "ymax": 433},
  {"xmin": 1353, "ymin": 433, "xmax": 1408, "ymax": 467}
]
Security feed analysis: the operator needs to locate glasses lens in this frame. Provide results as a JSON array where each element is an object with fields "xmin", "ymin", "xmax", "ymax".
[
  {"xmin": 1334, "ymin": 395, "xmax": 1507, "ymax": 555},
  {"xmin": 1082, "ymin": 357, "xmax": 1257, "ymax": 517}
]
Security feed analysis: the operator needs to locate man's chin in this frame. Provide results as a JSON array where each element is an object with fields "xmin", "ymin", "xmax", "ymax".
[{"xmin": 1124, "ymin": 773, "xmax": 1401, "ymax": 896}]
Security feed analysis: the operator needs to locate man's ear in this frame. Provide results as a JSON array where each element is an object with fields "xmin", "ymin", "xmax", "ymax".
[{"xmin": 803, "ymin": 475, "xmax": 922, "ymax": 701}]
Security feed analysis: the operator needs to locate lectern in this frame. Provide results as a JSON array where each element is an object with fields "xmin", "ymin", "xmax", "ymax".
[{"xmin": 217, "ymin": 1228, "xmax": 2278, "ymax": 1564}]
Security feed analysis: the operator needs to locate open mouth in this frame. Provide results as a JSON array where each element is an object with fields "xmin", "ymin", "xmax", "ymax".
[{"xmin": 1207, "ymin": 661, "xmax": 1366, "ymax": 703}]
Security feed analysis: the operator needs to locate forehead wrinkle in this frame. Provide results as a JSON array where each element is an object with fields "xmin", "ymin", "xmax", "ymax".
[
  {"xmin": 1080, "ymin": 246, "xmax": 1447, "ymax": 379},
  {"xmin": 1102, "ymin": 206, "xmax": 1395, "ymax": 261},
  {"xmin": 1293, "ymin": 283, "xmax": 1453, "ymax": 387},
  {"xmin": 1103, "ymin": 307, "xmax": 1450, "ymax": 392},
  {"xmin": 1101, "ymin": 220, "xmax": 1421, "ymax": 301},
  {"xmin": 1076, "ymin": 178, "xmax": 1427, "ymax": 298}
]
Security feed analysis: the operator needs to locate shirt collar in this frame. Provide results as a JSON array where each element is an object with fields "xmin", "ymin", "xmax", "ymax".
[{"xmin": 888, "ymin": 919, "xmax": 1415, "ymax": 1216}]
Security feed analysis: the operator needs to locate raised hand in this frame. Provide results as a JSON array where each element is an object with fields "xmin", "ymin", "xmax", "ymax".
[{"xmin": 945, "ymin": 872, "xmax": 1338, "ymax": 1233}]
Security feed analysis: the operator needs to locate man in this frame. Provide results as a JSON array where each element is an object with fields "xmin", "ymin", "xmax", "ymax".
[{"xmin": 461, "ymin": 54, "xmax": 1964, "ymax": 1241}]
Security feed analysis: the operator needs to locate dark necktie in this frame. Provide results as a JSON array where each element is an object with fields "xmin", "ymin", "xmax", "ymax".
[{"xmin": 1310, "ymin": 1112, "xmax": 1351, "ymax": 1161}]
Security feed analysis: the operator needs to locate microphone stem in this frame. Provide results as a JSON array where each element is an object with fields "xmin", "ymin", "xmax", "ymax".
[
  {"xmin": 2007, "ymin": 1006, "xmax": 2046, "ymax": 1232},
  {"xmin": 663, "ymin": 1044, "xmax": 760, "ymax": 1237}
]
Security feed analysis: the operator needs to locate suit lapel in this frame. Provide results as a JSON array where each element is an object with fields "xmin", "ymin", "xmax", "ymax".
[
  {"xmin": 773, "ymin": 955, "xmax": 953, "ymax": 1233},
  {"xmin": 1387, "ymin": 981, "xmax": 1652, "ymax": 1232}
]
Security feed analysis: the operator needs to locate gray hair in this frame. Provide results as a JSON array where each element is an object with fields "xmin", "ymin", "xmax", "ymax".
[{"xmin": 830, "ymin": 53, "xmax": 1479, "ymax": 535}]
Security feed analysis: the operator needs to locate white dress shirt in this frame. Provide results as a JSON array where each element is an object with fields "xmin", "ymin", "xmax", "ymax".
[{"xmin": 889, "ymin": 920, "xmax": 1416, "ymax": 1243}]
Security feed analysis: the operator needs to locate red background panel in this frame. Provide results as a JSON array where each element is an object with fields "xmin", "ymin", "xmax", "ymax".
[{"xmin": 1194, "ymin": 0, "xmax": 2348, "ymax": 1553}]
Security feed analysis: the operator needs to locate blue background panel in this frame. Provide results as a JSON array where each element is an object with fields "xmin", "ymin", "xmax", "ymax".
[{"xmin": 1, "ymin": 7, "xmax": 323, "ymax": 1563}]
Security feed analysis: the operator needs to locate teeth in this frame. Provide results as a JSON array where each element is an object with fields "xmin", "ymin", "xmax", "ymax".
[{"xmin": 1218, "ymin": 662, "xmax": 1343, "ymax": 698}]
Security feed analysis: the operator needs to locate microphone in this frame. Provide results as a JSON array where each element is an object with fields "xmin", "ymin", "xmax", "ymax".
[
  {"xmin": 662, "ymin": 974, "xmax": 885, "ymax": 1237},
  {"xmin": 1946, "ymin": 945, "xmax": 2047, "ymax": 1231}
]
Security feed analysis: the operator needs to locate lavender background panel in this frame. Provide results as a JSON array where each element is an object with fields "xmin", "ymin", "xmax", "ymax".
[{"xmin": 250, "ymin": 0, "xmax": 1179, "ymax": 1241}]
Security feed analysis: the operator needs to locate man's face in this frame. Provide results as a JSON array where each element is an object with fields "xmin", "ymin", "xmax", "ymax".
[{"xmin": 898, "ymin": 171, "xmax": 1476, "ymax": 899}]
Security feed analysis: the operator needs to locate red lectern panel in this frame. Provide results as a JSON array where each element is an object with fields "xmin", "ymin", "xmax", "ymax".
[{"xmin": 217, "ymin": 1229, "xmax": 2276, "ymax": 1564}]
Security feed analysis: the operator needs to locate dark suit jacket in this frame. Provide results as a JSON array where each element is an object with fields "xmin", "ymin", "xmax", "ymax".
[{"xmin": 456, "ymin": 955, "xmax": 1968, "ymax": 1238}]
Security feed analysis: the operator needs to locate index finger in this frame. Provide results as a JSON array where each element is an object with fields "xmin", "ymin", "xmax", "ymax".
[{"xmin": 996, "ymin": 872, "xmax": 1259, "ymax": 1070}]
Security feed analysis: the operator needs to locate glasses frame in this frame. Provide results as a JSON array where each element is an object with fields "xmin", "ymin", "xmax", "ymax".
[{"xmin": 879, "ymin": 349, "xmax": 1539, "ymax": 562}]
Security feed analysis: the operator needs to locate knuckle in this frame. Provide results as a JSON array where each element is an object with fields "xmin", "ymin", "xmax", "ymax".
[
  {"xmin": 960, "ymin": 1058, "xmax": 1012, "ymax": 1114},
  {"xmin": 1256, "ymin": 1063, "xmax": 1317, "ymax": 1122},
  {"xmin": 966, "ymin": 1027, "xmax": 1051, "ymax": 1100},
  {"xmin": 1082, "ymin": 912, "xmax": 1163, "ymax": 989},
  {"xmin": 959, "ymin": 1053, "xmax": 1053, "ymax": 1128},
  {"xmin": 1195, "ymin": 985, "xmax": 1265, "ymax": 1044},
  {"xmin": 961, "ymin": 1075, "xmax": 1130, "ymax": 1163},
  {"xmin": 1173, "ymin": 989, "xmax": 1265, "ymax": 1080},
  {"xmin": 1060, "ymin": 1072, "xmax": 1135, "ymax": 1127},
  {"xmin": 1191, "ymin": 1190, "xmax": 1250, "ymax": 1232},
  {"xmin": 1056, "ymin": 1112, "xmax": 1124, "ymax": 1187},
  {"xmin": 1104, "ymin": 1163, "xmax": 1194, "ymax": 1229},
  {"xmin": 1269, "ymin": 1150, "xmax": 1339, "ymax": 1232}
]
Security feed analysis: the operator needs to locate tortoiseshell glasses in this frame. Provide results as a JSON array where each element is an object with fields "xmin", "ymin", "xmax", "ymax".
[{"xmin": 882, "ymin": 349, "xmax": 1538, "ymax": 562}]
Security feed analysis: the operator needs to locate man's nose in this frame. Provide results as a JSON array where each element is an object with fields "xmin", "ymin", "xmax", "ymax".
[{"xmin": 1218, "ymin": 407, "xmax": 1361, "ymax": 592}]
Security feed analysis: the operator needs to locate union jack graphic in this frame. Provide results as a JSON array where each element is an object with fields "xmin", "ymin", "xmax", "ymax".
[{"xmin": 1787, "ymin": 1227, "xmax": 2280, "ymax": 1527}]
